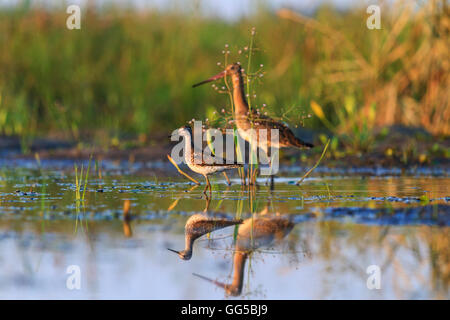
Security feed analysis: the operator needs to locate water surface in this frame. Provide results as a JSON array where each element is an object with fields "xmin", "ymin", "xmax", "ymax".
[{"xmin": 0, "ymin": 162, "xmax": 448, "ymax": 299}]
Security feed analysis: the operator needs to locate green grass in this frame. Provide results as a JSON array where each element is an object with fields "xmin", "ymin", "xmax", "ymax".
[
  {"xmin": 73, "ymin": 156, "xmax": 92, "ymax": 234},
  {"xmin": 0, "ymin": 1, "xmax": 448, "ymax": 153},
  {"xmin": 74, "ymin": 155, "xmax": 92, "ymax": 202}
]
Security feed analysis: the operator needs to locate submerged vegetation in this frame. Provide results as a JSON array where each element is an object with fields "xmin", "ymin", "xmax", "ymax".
[{"xmin": 0, "ymin": 0, "xmax": 448, "ymax": 162}]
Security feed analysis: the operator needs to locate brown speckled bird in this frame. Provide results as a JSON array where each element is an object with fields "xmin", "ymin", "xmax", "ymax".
[
  {"xmin": 193, "ymin": 63, "xmax": 313, "ymax": 183},
  {"xmin": 171, "ymin": 126, "xmax": 243, "ymax": 194}
]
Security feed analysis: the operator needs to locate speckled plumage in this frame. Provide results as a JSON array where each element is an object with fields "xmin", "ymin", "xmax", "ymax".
[
  {"xmin": 228, "ymin": 63, "xmax": 313, "ymax": 154},
  {"xmin": 174, "ymin": 126, "xmax": 242, "ymax": 194},
  {"xmin": 193, "ymin": 210, "xmax": 294, "ymax": 296}
]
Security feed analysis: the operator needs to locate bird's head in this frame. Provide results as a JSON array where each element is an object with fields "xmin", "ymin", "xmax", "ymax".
[
  {"xmin": 169, "ymin": 125, "xmax": 192, "ymax": 139},
  {"xmin": 167, "ymin": 248, "xmax": 192, "ymax": 260},
  {"xmin": 224, "ymin": 63, "xmax": 242, "ymax": 75},
  {"xmin": 192, "ymin": 63, "xmax": 241, "ymax": 88}
]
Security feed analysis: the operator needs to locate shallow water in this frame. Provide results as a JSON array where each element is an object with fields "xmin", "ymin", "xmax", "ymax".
[{"xmin": 0, "ymin": 162, "xmax": 449, "ymax": 299}]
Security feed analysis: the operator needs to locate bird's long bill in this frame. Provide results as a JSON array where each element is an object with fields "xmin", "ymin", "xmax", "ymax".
[
  {"xmin": 167, "ymin": 248, "xmax": 180, "ymax": 254},
  {"xmin": 192, "ymin": 71, "xmax": 226, "ymax": 88},
  {"xmin": 192, "ymin": 273, "xmax": 226, "ymax": 289}
]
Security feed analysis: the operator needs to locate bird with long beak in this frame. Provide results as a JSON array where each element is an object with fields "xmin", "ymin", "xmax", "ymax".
[
  {"xmin": 193, "ymin": 63, "xmax": 314, "ymax": 185},
  {"xmin": 170, "ymin": 126, "xmax": 243, "ymax": 195},
  {"xmin": 167, "ymin": 198, "xmax": 243, "ymax": 260}
]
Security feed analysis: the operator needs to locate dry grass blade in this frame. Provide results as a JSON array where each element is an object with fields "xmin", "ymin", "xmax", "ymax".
[
  {"xmin": 277, "ymin": 8, "xmax": 373, "ymax": 74},
  {"xmin": 296, "ymin": 139, "xmax": 330, "ymax": 185},
  {"xmin": 167, "ymin": 154, "xmax": 200, "ymax": 185}
]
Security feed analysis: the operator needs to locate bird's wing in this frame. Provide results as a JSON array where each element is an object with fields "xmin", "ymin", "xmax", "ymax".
[
  {"xmin": 192, "ymin": 150, "xmax": 243, "ymax": 167},
  {"xmin": 189, "ymin": 219, "xmax": 243, "ymax": 235},
  {"xmin": 249, "ymin": 113, "xmax": 313, "ymax": 149}
]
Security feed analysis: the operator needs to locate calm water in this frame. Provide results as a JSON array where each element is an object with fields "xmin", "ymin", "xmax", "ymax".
[{"xmin": 0, "ymin": 161, "xmax": 448, "ymax": 299}]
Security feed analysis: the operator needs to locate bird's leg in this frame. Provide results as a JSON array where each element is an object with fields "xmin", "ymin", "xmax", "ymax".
[
  {"xmin": 223, "ymin": 172, "xmax": 231, "ymax": 186},
  {"xmin": 269, "ymin": 157, "xmax": 274, "ymax": 190},
  {"xmin": 202, "ymin": 175, "xmax": 208, "ymax": 195},
  {"xmin": 251, "ymin": 165, "xmax": 259, "ymax": 186},
  {"xmin": 242, "ymin": 168, "xmax": 247, "ymax": 186},
  {"xmin": 248, "ymin": 142, "xmax": 258, "ymax": 186},
  {"xmin": 265, "ymin": 150, "xmax": 272, "ymax": 186},
  {"xmin": 203, "ymin": 194, "xmax": 211, "ymax": 212},
  {"xmin": 270, "ymin": 150, "xmax": 278, "ymax": 190},
  {"xmin": 270, "ymin": 173, "xmax": 274, "ymax": 190},
  {"xmin": 265, "ymin": 156, "xmax": 275, "ymax": 190},
  {"xmin": 205, "ymin": 175, "xmax": 212, "ymax": 197}
]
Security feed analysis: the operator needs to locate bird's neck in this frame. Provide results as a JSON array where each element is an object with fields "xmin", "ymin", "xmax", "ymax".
[
  {"xmin": 184, "ymin": 233, "xmax": 194, "ymax": 255},
  {"xmin": 183, "ymin": 133, "xmax": 195, "ymax": 162},
  {"xmin": 232, "ymin": 73, "xmax": 249, "ymax": 117},
  {"xmin": 227, "ymin": 251, "xmax": 248, "ymax": 295}
]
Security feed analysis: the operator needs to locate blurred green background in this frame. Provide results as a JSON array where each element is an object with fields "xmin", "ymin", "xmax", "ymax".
[{"xmin": 0, "ymin": 0, "xmax": 448, "ymax": 159}]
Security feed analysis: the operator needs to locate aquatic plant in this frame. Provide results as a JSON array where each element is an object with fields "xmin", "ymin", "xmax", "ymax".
[
  {"xmin": 296, "ymin": 139, "xmax": 330, "ymax": 185},
  {"xmin": 74, "ymin": 155, "xmax": 92, "ymax": 202}
]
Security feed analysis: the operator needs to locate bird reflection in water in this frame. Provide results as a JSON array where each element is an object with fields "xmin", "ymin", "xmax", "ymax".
[
  {"xmin": 194, "ymin": 203, "xmax": 295, "ymax": 296},
  {"xmin": 167, "ymin": 196, "xmax": 243, "ymax": 260},
  {"xmin": 123, "ymin": 199, "xmax": 132, "ymax": 238}
]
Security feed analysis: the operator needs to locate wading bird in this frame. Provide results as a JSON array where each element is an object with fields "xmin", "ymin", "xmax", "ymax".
[
  {"xmin": 170, "ymin": 126, "xmax": 243, "ymax": 195},
  {"xmin": 193, "ymin": 63, "xmax": 314, "ymax": 185}
]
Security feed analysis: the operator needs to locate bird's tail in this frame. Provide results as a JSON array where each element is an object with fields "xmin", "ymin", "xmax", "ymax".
[
  {"xmin": 209, "ymin": 162, "xmax": 243, "ymax": 168},
  {"xmin": 292, "ymin": 137, "xmax": 314, "ymax": 149},
  {"xmin": 221, "ymin": 163, "xmax": 244, "ymax": 168}
]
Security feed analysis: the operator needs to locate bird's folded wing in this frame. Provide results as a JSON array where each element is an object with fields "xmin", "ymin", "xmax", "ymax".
[{"xmin": 192, "ymin": 151, "xmax": 243, "ymax": 167}]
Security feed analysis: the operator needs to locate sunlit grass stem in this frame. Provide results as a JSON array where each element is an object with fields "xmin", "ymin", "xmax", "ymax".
[{"xmin": 296, "ymin": 139, "xmax": 330, "ymax": 185}]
